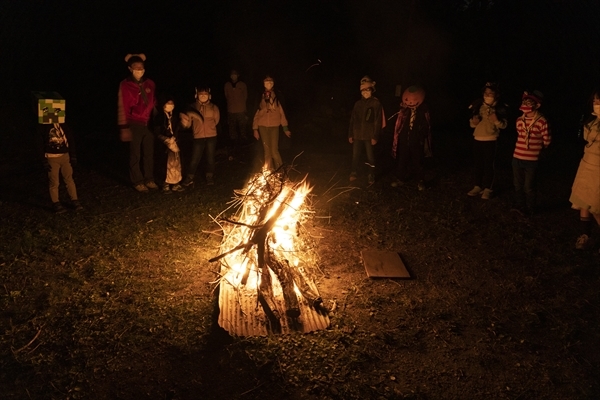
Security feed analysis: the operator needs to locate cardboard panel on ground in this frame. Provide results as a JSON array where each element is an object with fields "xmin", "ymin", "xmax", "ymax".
[{"xmin": 361, "ymin": 250, "xmax": 410, "ymax": 278}]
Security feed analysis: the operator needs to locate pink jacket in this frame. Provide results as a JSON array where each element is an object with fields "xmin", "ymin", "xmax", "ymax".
[{"xmin": 117, "ymin": 77, "xmax": 156, "ymax": 127}]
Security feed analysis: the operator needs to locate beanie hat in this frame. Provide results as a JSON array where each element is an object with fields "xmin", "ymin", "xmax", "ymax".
[
  {"xmin": 360, "ymin": 76, "xmax": 376, "ymax": 92},
  {"xmin": 125, "ymin": 53, "xmax": 146, "ymax": 66},
  {"xmin": 522, "ymin": 90, "xmax": 544, "ymax": 105}
]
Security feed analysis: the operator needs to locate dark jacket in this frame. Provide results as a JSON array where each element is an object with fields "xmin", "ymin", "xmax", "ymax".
[
  {"xmin": 153, "ymin": 110, "xmax": 181, "ymax": 142},
  {"xmin": 392, "ymin": 104, "xmax": 431, "ymax": 158},
  {"xmin": 348, "ymin": 96, "xmax": 383, "ymax": 141},
  {"xmin": 38, "ymin": 123, "xmax": 76, "ymax": 159}
]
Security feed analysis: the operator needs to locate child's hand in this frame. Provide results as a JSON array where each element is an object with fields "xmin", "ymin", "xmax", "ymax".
[
  {"xmin": 253, "ymin": 130, "xmax": 260, "ymax": 140},
  {"xmin": 284, "ymin": 130, "xmax": 291, "ymax": 138},
  {"xmin": 470, "ymin": 115, "xmax": 481, "ymax": 126},
  {"xmin": 348, "ymin": 137, "xmax": 354, "ymax": 144},
  {"xmin": 371, "ymin": 139, "xmax": 377, "ymax": 145}
]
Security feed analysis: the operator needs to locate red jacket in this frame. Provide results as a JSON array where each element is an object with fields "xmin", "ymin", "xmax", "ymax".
[{"xmin": 117, "ymin": 77, "xmax": 156, "ymax": 127}]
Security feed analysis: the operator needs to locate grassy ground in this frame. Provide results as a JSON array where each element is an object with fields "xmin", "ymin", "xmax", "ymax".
[{"xmin": 1, "ymin": 106, "xmax": 599, "ymax": 399}]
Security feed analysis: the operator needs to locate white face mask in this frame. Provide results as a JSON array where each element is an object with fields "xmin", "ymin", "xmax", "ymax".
[
  {"xmin": 264, "ymin": 81, "xmax": 274, "ymax": 90},
  {"xmin": 199, "ymin": 95, "xmax": 209, "ymax": 103},
  {"xmin": 164, "ymin": 103, "xmax": 174, "ymax": 113},
  {"xmin": 593, "ymin": 104, "xmax": 600, "ymax": 115},
  {"xmin": 132, "ymin": 69, "xmax": 145, "ymax": 80},
  {"xmin": 483, "ymin": 95, "xmax": 495, "ymax": 105}
]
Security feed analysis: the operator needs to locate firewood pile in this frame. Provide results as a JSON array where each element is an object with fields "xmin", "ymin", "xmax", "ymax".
[{"xmin": 210, "ymin": 169, "xmax": 330, "ymax": 336}]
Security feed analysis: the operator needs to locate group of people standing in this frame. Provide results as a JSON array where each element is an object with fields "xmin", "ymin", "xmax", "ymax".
[
  {"xmin": 117, "ymin": 53, "xmax": 291, "ymax": 194},
  {"xmin": 40, "ymin": 53, "xmax": 600, "ymax": 251}
]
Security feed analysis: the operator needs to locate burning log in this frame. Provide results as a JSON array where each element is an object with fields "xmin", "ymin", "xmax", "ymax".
[{"xmin": 212, "ymin": 169, "xmax": 330, "ymax": 335}]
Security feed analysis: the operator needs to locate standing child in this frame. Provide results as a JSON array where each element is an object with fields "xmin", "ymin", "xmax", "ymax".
[
  {"xmin": 348, "ymin": 76, "xmax": 383, "ymax": 185},
  {"xmin": 181, "ymin": 87, "xmax": 220, "ymax": 186},
  {"xmin": 570, "ymin": 88, "xmax": 600, "ymax": 250},
  {"xmin": 253, "ymin": 75, "xmax": 291, "ymax": 171},
  {"xmin": 154, "ymin": 97, "xmax": 184, "ymax": 193},
  {"xmin": 117, "ymin": 53, "xmax": 158, "ymax": 192},
  {"xmin": 35, "ymin": 93, "xmax": 83, "ymax": 213},
  {"xmin": 511, "ymin": 90, "xmax": 551, "ymax": 216},
  {"xmin": 391, "ymin": 85, "xmax": 431, "ymax": 191},
  {"xmin": 467, "ymin": 82, "xmax": 508, "ymax": 199}
]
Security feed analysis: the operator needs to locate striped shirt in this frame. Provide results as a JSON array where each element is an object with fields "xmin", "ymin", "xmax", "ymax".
[{"xmin": 513, "ymin": 113, "xmax": 551, "ymax": 161}]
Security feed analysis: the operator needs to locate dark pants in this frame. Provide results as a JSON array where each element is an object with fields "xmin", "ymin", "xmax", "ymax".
[
  {"xmin": 395, "ymin": 134, "xmax": 423, "ymax": 181},
  {"xmin": 351, "ymin": 139, "xmax": 375, "ymax": 178},
  {"xmin": 228, "ymin": 112, "xmax": 247, "ymax": 158},
  {"xmin": 129, "ymin": 123, "xmax": 154, "ymax": 185},
  {"xmin": 187, "ymin": 136, "xmax": 217, "ymax": 178},
  {"xmin": 512, "ymin": 158, "xmax": 538, "ymax": 211},
  {"xmin": 473, "ymin": 140, "xmax": 497, "ymax": 189},
  {"xmin": 228, "ymin": 112, "xmax": 247, "ymax": 141}
]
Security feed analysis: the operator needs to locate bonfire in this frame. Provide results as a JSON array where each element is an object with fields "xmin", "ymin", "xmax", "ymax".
[{"xmin": 210, "ymin": 168, "xmax": 330, "ymax": 336}]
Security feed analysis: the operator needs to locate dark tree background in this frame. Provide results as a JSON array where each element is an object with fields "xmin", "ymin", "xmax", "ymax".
[{"xmin": 1, "ymin": 0, "xmax": 599, "ymax": 139}]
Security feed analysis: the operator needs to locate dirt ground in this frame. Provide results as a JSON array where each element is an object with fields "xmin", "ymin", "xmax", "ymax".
[{"xmin": 1, "ymin": 104, "xmax": 599, "ymax": 400}]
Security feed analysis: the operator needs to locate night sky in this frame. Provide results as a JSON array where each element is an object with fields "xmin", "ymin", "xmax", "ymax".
[{"xmin": 2, "ymin": 0, "xmax": 600, "ymax": 137}]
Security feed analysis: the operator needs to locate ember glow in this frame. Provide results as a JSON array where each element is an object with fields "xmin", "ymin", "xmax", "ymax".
[{"xmin": 212, "ymin": 170, "xmax": 330, "ymax": 336}]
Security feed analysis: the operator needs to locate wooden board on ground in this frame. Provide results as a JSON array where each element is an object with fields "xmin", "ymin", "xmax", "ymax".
[{"xmin": 361, "ymin": 250, "xmax": 410, "ymax": 278}]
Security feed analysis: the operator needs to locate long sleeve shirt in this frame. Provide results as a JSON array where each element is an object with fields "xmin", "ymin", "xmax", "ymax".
[{"xmin": 513, "ymin": 113, "xmax": 551, "ymax": 161}]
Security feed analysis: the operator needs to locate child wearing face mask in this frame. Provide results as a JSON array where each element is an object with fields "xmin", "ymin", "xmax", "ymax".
[
  {"xmin": 349, "ymin": 76, "xmax": 383, "ymax": 185},
  {"xmin": 252, "ymin": 75, "xmax": 291, "ymax": 171},
  {"xmin": 570, "ymin": 88, "xmax": 600, "ymax": 250},
  {"xmin": 154, "ymin": 97, "xmax": 184, "ymax": 193},
  {"xmin": 511, "ymin": 90, "xmax": 551, "ymax": 217},
  {"xmin": 117, "ymin": 53, "xmax": 158, "ymax": 192},
  {"xmin": 181, "ymin": 87, "xmax": 220, "ymax": 186},
  {"xmin": 467, "ymin": 82, "xmax": 508, "ymax": 199}
]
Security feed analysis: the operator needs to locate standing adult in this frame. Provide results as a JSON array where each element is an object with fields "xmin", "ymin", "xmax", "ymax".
[
  {"xmin": 224, "ymin": 69, "xmax": 248, "ymax": 159},
  {"xmin": 117, "ymin": 53, "xmax": 158, "ymax": 192},
  {"xmin": 252, "ymin": 75, "xmax": 291, "ymax": 171},
  {"xmin": 181, "ymin": 87, "xmax": 220, "ymax": 186}
]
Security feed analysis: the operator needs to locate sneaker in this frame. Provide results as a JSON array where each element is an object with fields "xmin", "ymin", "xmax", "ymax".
[
  {"xmin": 53, "ymin": 202, "xmax": 67, "ymax": 214},
  {"xmin": 171, "ymin": 184, "xmax": 185, "ymax": 192},
  {"xmin": 72, "ymin": 200, "xmax": 84, "ymax": 211},
  {"xmin": 418, "ymin": 181, "xmax": 426, "ymax": 191},
  {"xmin": 134, "ymin": 183, "xmax": 149, "ymax": 192},
  {"xmin": 162, "ymin": 184, "xmax": 172, "ymax": 194},
  {"xmin": 145, "ymin": 181, "xmax": 159, "ymax": 190},
  {"xmin": 181, "ymin": 176, "xmax": 194, "ymax": 187},
  {"xmin": 349, "ymin": 172, "xmax": 358, "ymax": 182},
  {"xmin": 575, "ymin": 234, "xmax": 592, "ymax": 250},
  {"xmin": 467, "ymin": 186, "xmax": 482, "ymax": 196},
  {"xmin": 481, "ymin": 188, "xmax": 493, "ymax": 200}
]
